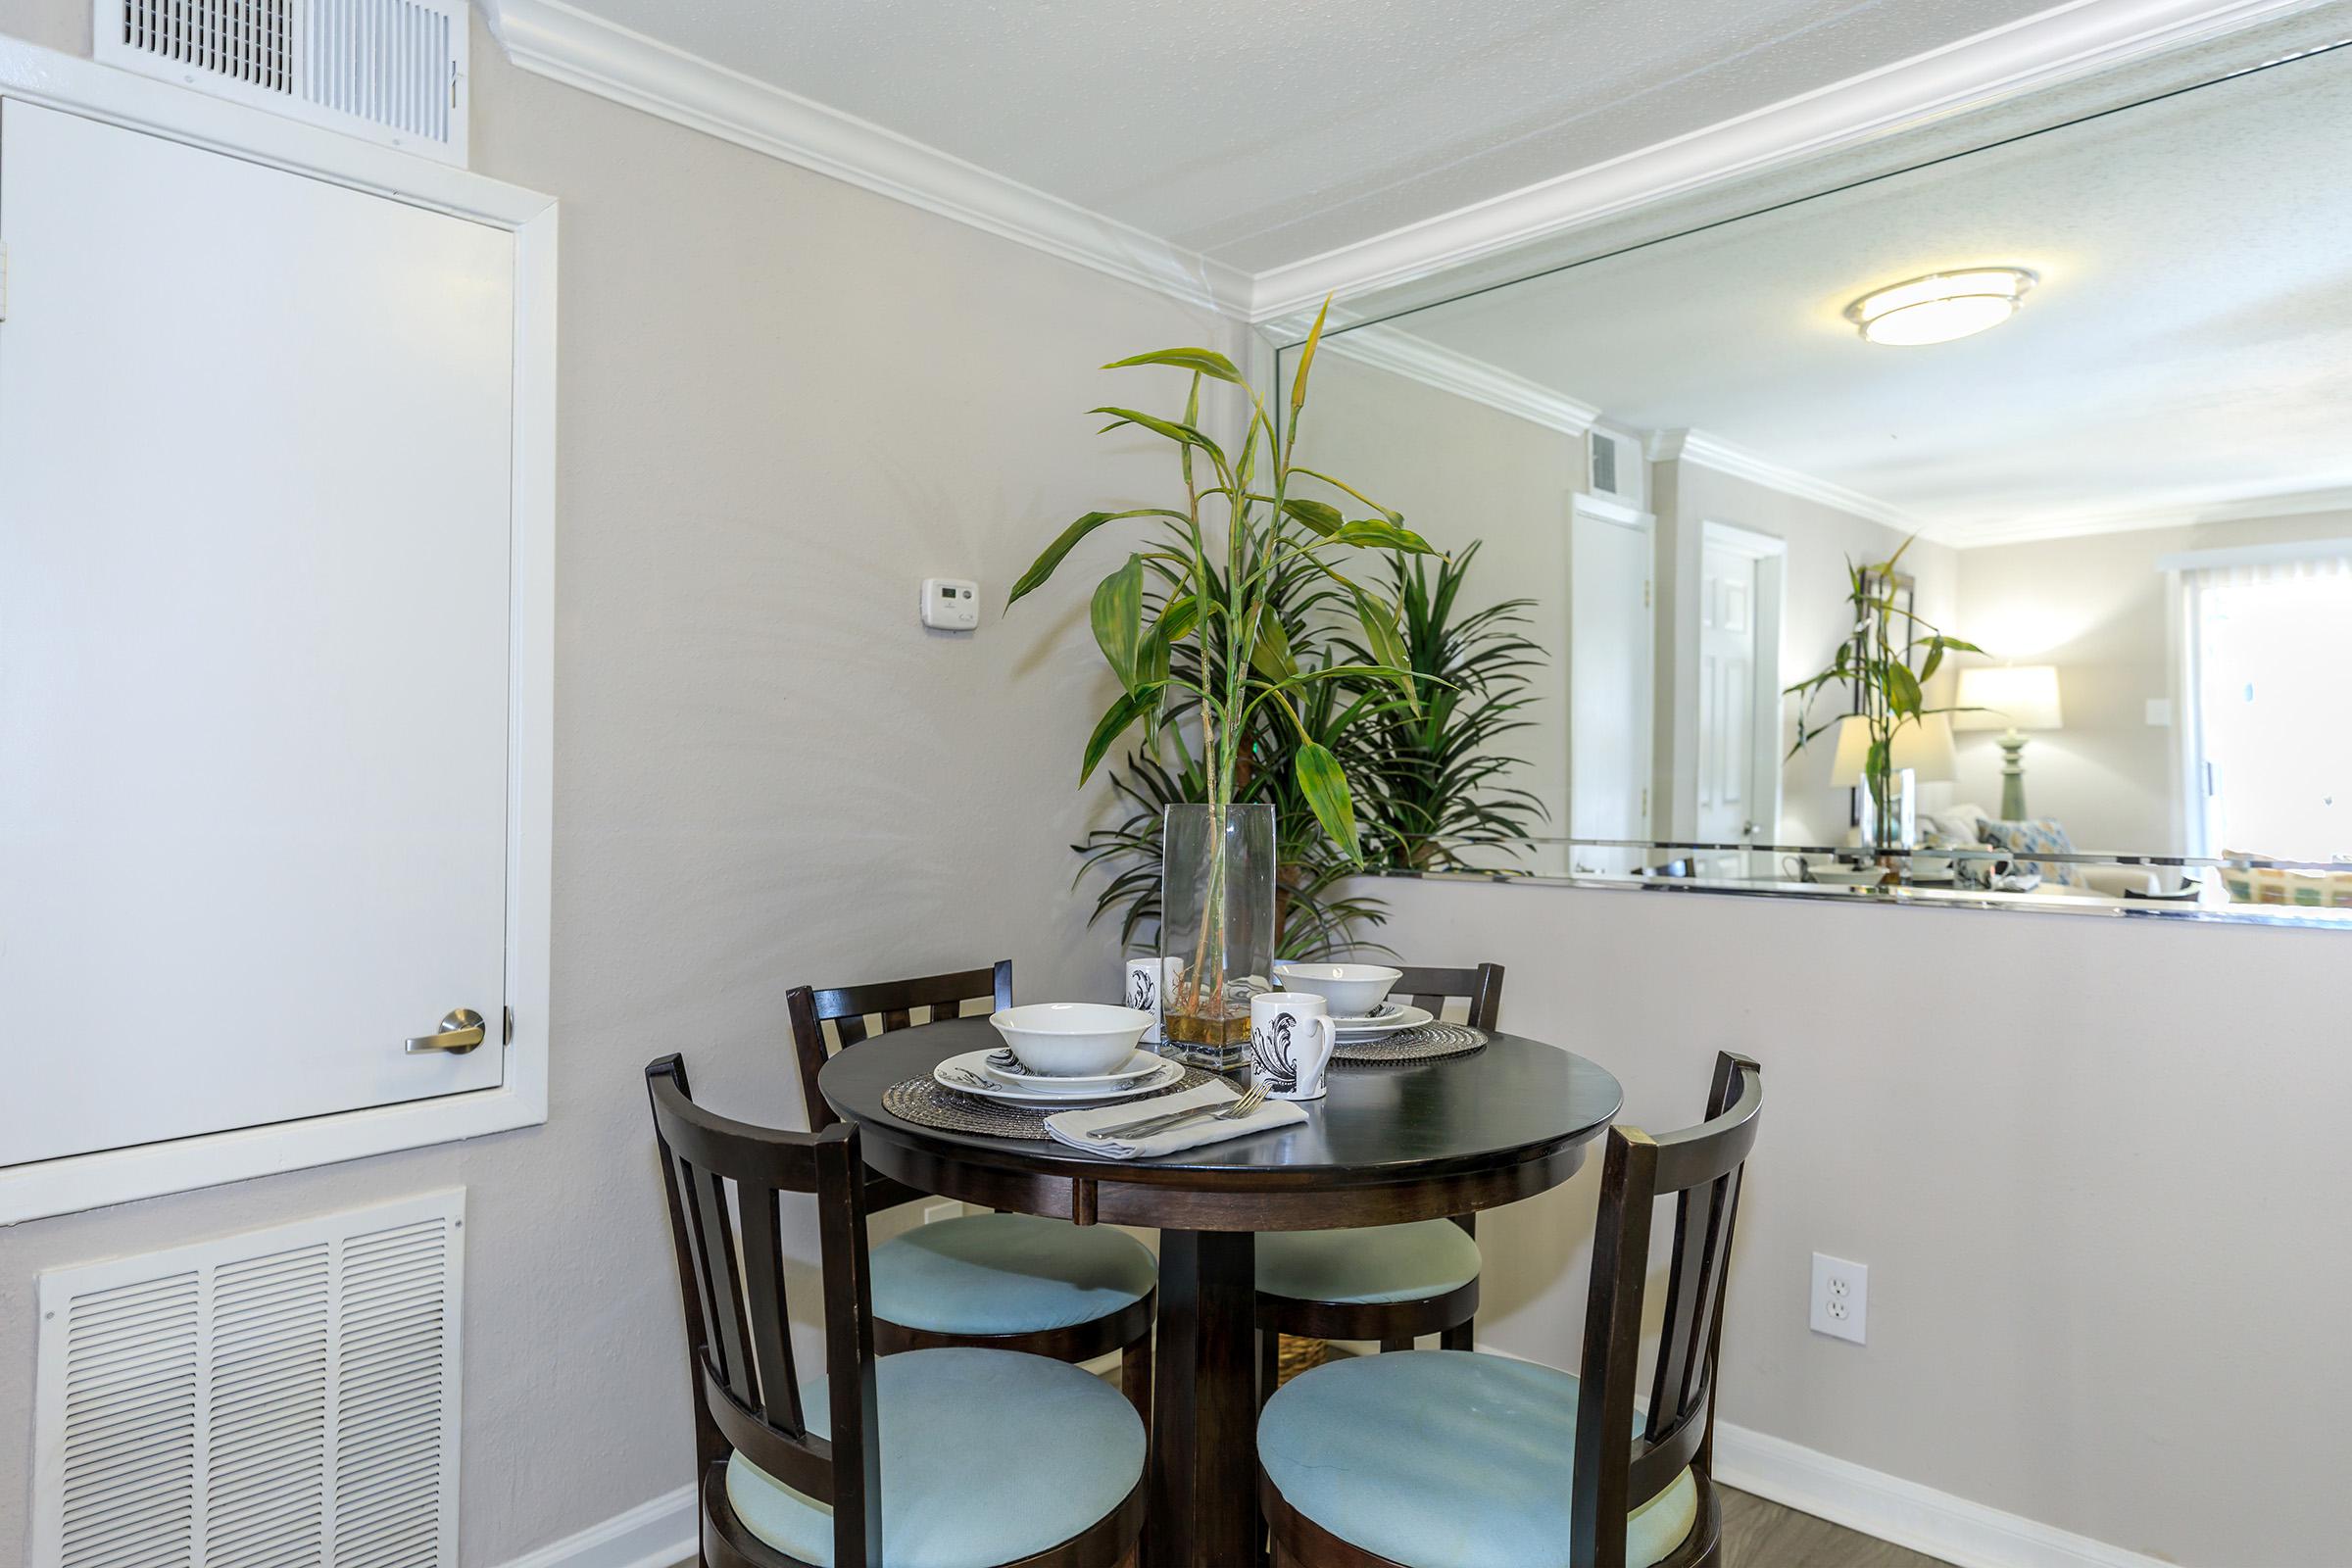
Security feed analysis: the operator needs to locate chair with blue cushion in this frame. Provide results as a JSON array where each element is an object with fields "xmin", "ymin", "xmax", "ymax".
[
  {"xmin": 648, "ymin": 1054, "xmax": 1148, "ymax": 1568},
  {"xmin": 1258, "ymin": 1052, "xmax": 1764, "ymax": 1568},
  {"xmin": 1255, "ymin": 962, "xmax": 1501, "ymax": 1389},
  {"xmin": 789, "ymin": 963, "xmax": 1156, "ymax": 1418}
]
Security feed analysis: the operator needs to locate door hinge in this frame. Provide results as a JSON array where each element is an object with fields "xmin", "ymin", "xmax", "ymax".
[
  {"xmin": 0, "ymin": 240, "xmax": 11, "ymax": 322},
  {"xmin": 1640, "ymin": 786, "xmax": 1650, "ymax": 819},
  {"xmin": 1642, "ymin": 578, "xmax": 1652, "ymax": 609},
  {"xmin": 503, "ymin": 1005, "xmax": 514, "ymax": 1045}
]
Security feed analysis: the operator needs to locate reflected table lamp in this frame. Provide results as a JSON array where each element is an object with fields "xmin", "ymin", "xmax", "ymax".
[
  {"xmin": 1954, "ymin": 664, "xmax": 2064, "ymax": 819},
  {"xmin": 1830, "ymin": 711, "xmax": 1958, "ymax": 850}
]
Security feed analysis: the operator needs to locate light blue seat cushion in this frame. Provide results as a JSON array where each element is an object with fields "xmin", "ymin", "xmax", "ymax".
[
  {"xmin": 870, "ymin": 1213, "xmax": 1154, "ymax": 1336},
  {"xmin": 726, "ymin": 1347, "xmax": 1145, "ymax": 1568},
  {"xmin": 1258, "ymin": 1350, "xmax": 1698, "ymax": 1568},
  {"xmin": 1255, "ymin": 1219, "xmax": 1481, "ymax": 1305}
]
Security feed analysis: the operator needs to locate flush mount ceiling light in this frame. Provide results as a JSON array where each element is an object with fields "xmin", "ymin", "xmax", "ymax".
[{"xmin": 1843, "ymin": 268, "xmax": 2038, "ymax": 346}]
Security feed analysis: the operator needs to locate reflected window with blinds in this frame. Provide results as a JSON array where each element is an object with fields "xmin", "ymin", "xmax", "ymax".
[{"xmin": 2172, "ymin": 541, "xmax": 2352, "ymax": 861}]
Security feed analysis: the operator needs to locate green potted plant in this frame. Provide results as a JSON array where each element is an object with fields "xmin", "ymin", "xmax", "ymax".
[{"xmin": 1008, "ymin": 304, "xmax": 1431, "ymax": 1065}]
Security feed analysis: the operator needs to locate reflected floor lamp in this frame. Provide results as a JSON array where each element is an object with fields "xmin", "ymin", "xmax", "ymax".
[{"xmin": 1954, "ymin": 664, "xmax": 2065, "ymax": 820}]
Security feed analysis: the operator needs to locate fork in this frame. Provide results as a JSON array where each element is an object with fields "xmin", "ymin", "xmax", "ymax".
[{"xmin": 1085, "ymin": 1083, "xmax": 1266, "ymax": 1143}]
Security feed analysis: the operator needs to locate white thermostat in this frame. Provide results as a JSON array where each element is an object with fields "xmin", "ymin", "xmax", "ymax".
[{"xmin": 920, "ymin": 577, "xmax": 980, "ymax": 631}]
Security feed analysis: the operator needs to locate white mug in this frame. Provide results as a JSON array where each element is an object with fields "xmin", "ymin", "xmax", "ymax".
[
  {"xmin": 1125, "ymin": 956, "xmax": 1180, "ymax": 1044},
  {"xmin": 1249, "ymin": 992, "xmax": 1337, "ymax": 1101}
]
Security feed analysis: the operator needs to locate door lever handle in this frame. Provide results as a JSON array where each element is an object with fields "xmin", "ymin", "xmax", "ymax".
[{"xmin": 406, "ymin": 1008, "xmax": 487, "ymax": 1054}]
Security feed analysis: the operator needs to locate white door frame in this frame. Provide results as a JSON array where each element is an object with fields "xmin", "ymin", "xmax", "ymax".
[
  {"xmin": 0, "ymin": 41, "xmax": 559, "ymax": 1224},
  {"xmin": 1567, "ymin": 491, "xmax": 1657, "ymax": 871},
  {"xmin": 1698, "ymin": 519, "xmax": 1788, "ymax": 865}
]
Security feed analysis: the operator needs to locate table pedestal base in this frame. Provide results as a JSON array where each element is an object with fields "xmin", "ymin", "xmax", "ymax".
[{"xmin": 1143, "ymin": 1229, "xmax": 1259, "ymax": 1568}]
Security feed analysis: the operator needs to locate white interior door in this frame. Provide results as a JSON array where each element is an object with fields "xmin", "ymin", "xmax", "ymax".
[
  {"xmin": 0, "ymin": 101, "xmax": 518, "ymax": 1167},
  {"xmin": 1693, "ymin": 522, "xmax": 1785, "ymax": 877},
  {"xmin": 1567, "ymin": 496, "xmax": 1655, "ymax": 875}
]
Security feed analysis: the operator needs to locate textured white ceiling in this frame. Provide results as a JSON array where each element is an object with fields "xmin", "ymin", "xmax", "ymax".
[
  {"xmin": 559, "ymin": 0, "xmax": 2057, "ymax": 273},
  {"xmin": 1372, "ymin": 39, "xmax": 2352, "ymax": 540}
]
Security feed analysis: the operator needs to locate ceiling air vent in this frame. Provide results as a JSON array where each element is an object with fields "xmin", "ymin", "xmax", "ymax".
[
  {"xmin": 96, "ymin": 0, "xmax": 469, "ymax": 166},
  {"xmin": 30, "ymin": 1191, "xmax": 466, "ymax": 1568}
]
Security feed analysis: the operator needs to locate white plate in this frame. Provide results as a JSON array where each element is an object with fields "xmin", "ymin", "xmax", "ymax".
[
  {"xmin": 980, "ymin": 1048, "xmax": 1165, "ymax": 1092},
  {"xmin": 1333, "ymin": 1003, "xmax": 1435, "ymax": 1038},
  {"xmin": 1331, "ymin": 1000, "xmax": 1406, "ymax": 1025},
  {"xmin": 934, "ymin": 1050, "xmax": 1181, "ymax": 1105}
]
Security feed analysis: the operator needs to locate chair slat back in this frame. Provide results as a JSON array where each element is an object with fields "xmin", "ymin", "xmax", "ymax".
[
  {"xmin": 787, "ymin": 960, "xmax": 1014, "ymax": 1131},
  {"xmin": 646, "ymin": 1054, "xmax": 884, "ymax": 1567},
  {"xmin": 1570, "ymin": 1052, "xmax": 1763, "ymax": 1568},
  {"xmin": 1390, "ymin": 961, "xmax": 1504, "ymax": 1029}
]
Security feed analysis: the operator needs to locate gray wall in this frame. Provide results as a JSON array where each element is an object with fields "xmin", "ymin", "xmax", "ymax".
[
  {"xmin": 0, "ymin": 8, "xmax": 1242, "ymax": 1561},
  {"xmin": 1360, "ymin": 872, "xmax": 2350, "ymax": 1567}
]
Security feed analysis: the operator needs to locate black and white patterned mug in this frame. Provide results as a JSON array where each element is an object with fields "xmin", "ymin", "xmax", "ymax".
[
  {"xmin": 1125, "ymin": 956, "xmax": 1180, "ymax": 1043},
  {"xmin": 1247, "ymin": 992, "xmax": 1337, "ymax": 1101}
]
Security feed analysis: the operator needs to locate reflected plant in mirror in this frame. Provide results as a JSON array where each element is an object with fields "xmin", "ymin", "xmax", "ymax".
[
  {"xmin": 1346, "ymin": 541, "xmax": 1550, "ymax": 871},
  {"xmin": 1785, "ymin": 536, "xmax": 1983, "ymax": 858}
]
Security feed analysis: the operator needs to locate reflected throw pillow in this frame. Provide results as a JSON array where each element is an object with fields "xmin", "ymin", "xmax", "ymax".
[{"xmin": 1978, "ymin": 817, "xmax": 2082, "ymax": 886}]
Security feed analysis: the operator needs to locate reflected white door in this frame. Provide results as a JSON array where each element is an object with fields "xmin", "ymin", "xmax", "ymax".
[
  {"xmin": 1567, "ymin": 496, "xmax": 1654, "ymax": 875},
  {"xmin": 0, "ymin": 102, "xmax": 517, "ymax": 1166},
  {"xmin": 1694, "ymin": 523, "xmax": 1785, "ymax": 877}
]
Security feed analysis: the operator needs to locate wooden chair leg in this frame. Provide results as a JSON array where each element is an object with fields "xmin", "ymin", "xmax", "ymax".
[
  {"xmin": 1121, "ymin": 1331, "xmax": 1152, "ymax": 1426},
  {"xmin": 1440, "ymin": 1319, "xmax": 1474, "ymax": 1351},
  {"xmin": 1379, "ymin": 1334, "xmax": 1415, "ymax": 1352}
]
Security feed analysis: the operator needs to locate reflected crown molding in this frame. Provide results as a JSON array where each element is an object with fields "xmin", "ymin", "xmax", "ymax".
[
  {"xmin": 1938, "ymin": 482, "xmax": 2352, "ymax": 548},
  {"xmin": 1323, "ymin": 324, "xmax": 1600, "ymax": 438},
  {"xmin": 1649, "ymin": 429, "xmax": 1926, "ymax": 533},
  {"xmin": 476, "ymin": 0, "xmax": 1254, "ymax": 317},
  {"xmin": 479, "ymin": 0, "xmax": 2328, "ymax": 328}
]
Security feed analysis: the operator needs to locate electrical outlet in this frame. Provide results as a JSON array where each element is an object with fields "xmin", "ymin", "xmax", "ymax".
[
  {"xmin": 1810, "ymin": 1252, "xmax": 1868, "ymax": 1345},
  {"xmin": 921, "ymin": 1201, "xmax": 962, "ymax": 1224}
]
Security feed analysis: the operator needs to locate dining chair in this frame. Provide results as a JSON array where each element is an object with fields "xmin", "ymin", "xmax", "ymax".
[
  {"xmin": 787, "ymin": 962, "xmax": 1157, "ymax": 1417},
  {"xmin": 647, "ymin": 1055, "xmax": 1149, "ymax": 1568},
  {"xmin": 1255, "ymin": 1052, "xmax": 1764, "ymax": 1568},
  {"xmin": 1254, "ymin": 962, "xmax": 1502, "ymax": 1389}
]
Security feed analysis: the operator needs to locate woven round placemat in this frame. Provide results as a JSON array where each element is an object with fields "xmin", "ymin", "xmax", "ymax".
[
  {"xmin": 882, "ymin": 1067, "xmax": 1221, "ymax": 1141},
  {"xmin": 1334, "ymin": 1023, "xmax": 1489, "ymax": 1063}
]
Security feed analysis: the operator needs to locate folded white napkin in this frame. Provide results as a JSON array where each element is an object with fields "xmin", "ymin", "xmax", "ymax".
[{"xmin": 1044, "ymin": 1081, "xmax": 1307, "ymax": 1160}]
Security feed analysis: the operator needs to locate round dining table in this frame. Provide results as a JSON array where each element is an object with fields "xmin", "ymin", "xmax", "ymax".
[{"xmin": 818, "ymin": 1016, "xmax": 1624, "ymax": 1568}]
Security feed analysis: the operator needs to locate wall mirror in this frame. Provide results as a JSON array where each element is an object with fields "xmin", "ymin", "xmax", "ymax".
[{"xmin": 1279, "ymin": 31, "xmax": 2352, "ymax": 925}]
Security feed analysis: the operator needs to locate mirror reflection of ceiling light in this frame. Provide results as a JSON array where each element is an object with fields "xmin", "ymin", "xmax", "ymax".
[{"xmin": 1843, "ymin": 268, "xmax": 2038, "ymax": 346}]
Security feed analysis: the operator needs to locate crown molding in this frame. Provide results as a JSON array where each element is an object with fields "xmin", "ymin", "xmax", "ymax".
[
  {"xmin": 1321, "ymin": 323, "xmax": 1601, "ymax": 438},
  {"xmin": 1650, "ymin": 429, "xmax": 1927, "ymax": 533},
  {"xmin": 1936, "ymin": 481, "xmax": 2352, "ymax": 548},
  {"xmin": 1246, "ymin": 0, "xmax": 2332, "ymax": 324},
  {"xmin": 476, "ymin": 0, "xmax": 1252, "ymax": 317}
]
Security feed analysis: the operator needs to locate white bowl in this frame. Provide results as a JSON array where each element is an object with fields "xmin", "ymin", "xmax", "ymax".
[
  {"xmin": 988, "ymin": 1003, "xmax": 1154, "ymax": 1077},
  {"xmin": 1273, "ymin": 962, "xmax": 1404, "ymax": 1018}
]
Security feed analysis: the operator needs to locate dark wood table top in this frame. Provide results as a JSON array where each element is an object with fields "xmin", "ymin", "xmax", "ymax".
[{"xmin": 818, "ymin": 1016, "xmax": 1624, "ymax": 1231}]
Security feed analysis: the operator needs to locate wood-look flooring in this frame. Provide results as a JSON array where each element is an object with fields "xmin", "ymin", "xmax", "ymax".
[{"xmin": 1722, "ymin": 1486, "xmax": 1955, "ymax": 1566}]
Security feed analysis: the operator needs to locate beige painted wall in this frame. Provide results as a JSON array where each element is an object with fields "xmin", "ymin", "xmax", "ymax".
[
  {"xmin": 1652, "ymin": 460, "xmax": 1961, "ymax": 847},
  {"xmin": 1293, "ymin": 350, "xmax": 1586, "ymax": 876},
  {"xmin": 1953, "ymin": 508, "xmax": 2352, "ymax": 853},
  {"xmin": 1358, "ymin": 872, "xmax": 2350, "ymax": 1567},
  {"xmin": 0, "ymin": 9, "xmax": 1242, "ymax": 1562}
]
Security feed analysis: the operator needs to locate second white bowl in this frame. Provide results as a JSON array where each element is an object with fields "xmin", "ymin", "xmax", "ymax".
[
  {"xmin": 988, "ymin": 1003, "xmax": 1154, "ymax": 1076},
  {"xmin": 1274, "ymin": 962, "xmax": 1404, "ymax": 1018}
]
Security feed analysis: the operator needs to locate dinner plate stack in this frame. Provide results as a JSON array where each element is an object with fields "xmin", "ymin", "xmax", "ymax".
[
  {"xmin": 931, "ymin": 1048, "xmax": 1183, "ymax": 1105},
  {"xmin": 1330, "ymin": 1001, "xmax": 1435, "ymax": 1038}
]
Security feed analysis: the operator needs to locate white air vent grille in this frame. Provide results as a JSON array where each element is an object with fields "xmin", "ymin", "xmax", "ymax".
[
  {"xmin": 97, "ymin": 0, "xmax": 468, "ymax": 166},
  {"xmin": 32, "ymin": 1192, "xmax": 465, "ymax": 1568}
]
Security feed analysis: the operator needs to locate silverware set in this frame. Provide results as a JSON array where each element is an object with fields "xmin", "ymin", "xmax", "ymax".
[{"xmin": 1082, "ymin": 1083, "xmax": 1266, "ymax": 1143}]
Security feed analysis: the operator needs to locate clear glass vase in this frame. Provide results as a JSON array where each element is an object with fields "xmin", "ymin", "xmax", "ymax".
[{"xmin": 1158, "ymin": 803, "xmax": 1277, "ymax": 1070}]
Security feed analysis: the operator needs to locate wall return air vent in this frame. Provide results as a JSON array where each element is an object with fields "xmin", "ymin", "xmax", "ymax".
[
  {"xmin": 96, "ymin": 0, "xmax": 469, "ymax": 166},
  {"xmin": 30, "ymin": 1190, "xmax": 466, "ymax": 1568}
]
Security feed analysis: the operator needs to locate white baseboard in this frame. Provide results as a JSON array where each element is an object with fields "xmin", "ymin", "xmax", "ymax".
[
  {"xmin": 494, "ymin": 1483, "xmax": 696, "ymax": 1568},
  {"xmin": 1711, "ymin": 1422, "xmax": 2168, "ymax": 1568}
]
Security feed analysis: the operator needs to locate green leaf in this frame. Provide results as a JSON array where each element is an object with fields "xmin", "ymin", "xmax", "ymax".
[
  {"xmin": 1250, "ymin": 603, "xmax": 1298, "ymax": 682},
  {"xmin": 1886, "ymin": 662, "xmax": 1923, "ymax": 716},
  {"xmin": 1291, "ymin": 295, "xmax": 1332, "ymax": 413},
  {"xmin": 1918, "ymin": 638, "xmax": 1945, "ymax": 685},
  {"xmin": 1091, "ymin": 555, "xmax": 1145, "ymax": 694},
  {"xmin": 1154, "ymin": 594, "xmax": 1200, "ymax": 645},
  {"xmin": 1281, "ymin": 497, "xmax": 1344, "ymax": 537},
  {"xmin": 1290, "ymin": 466, "xmax": 1402, "ymax": 523},
  {"xmin": 1007, "ymin": 508, "xmax": 1185, "ymax": 606},
  {"xmin": 1329, "ymin": 519, "xmax": 1438, "ymax": 554},
  {"xmin": 1102, "ymin": 347, "xmax": 1245, "ymax": 383},
  {"xmin": 1354, "ymin": 592, "xmax": 1420, "ymax": 715},
  {"xmin": 1294, "ymin": 741, "xmax": 1360, "ymax": 860},
  {"xmin": 1090, "ymin": 406, "xmax": 1228, "ymax": 469},
  {"xmin": 1081, "ymin": 689, "xmax": 1152, "ymax": 786}
]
